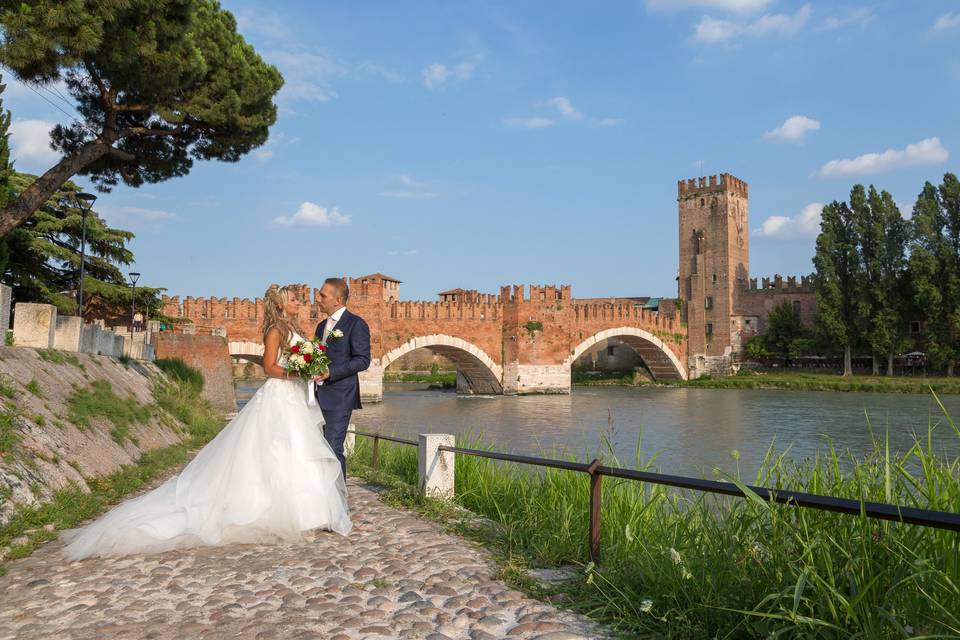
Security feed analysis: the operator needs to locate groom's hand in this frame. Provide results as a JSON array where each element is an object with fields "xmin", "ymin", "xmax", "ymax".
[{"xmin": 313, "ymin": 370, "xmax": 331, "ymax": 381}]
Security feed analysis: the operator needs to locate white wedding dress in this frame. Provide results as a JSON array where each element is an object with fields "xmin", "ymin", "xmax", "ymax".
[{"xmin": 61, "ymin": 331, "xmax": 352, "ymax": 561}]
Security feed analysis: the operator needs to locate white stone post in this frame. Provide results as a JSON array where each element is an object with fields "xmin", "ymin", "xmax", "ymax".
[
  {"xmin": 0, "ymin": 284, "xmax": 11, "ymax": 339},
  {"xmin": 12, "ymin": 303, "xmax": 57, "ymax": 348},
  {"xmin": 418, "ymin": 433, "xmax": 455, "ymax": 499},
  {"xmin": 53, "ymin": 315, "xmax": 83, "ymax": 352},
  {"xmin": 344, "ymin": 425, "xmax": 356, "ymax": 456}
]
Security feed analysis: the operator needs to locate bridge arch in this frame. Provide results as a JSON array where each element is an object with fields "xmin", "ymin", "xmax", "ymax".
[
  {"xmin": 381, "ymin": 335, "xmax": 503, "ymax": 394},
  {"xmin": 567, "ymin": 327, "xmax": 687, "ymax": 380},
  {"xmin": 228, "ymin": 341, "xmax": 264, "ymax": 365}
]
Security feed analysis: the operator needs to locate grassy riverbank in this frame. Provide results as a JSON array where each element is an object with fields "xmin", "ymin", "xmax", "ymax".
[
  {"xmin": 0, "ymin": 360, "xmax": 224, "ymax": 575},
  {"xmin": 347, "ymin": 397, "xmax": 960, "ymax": 639},
  {"xmin": 383, "ymin": 370, "xmax": 457, "ymax": 389},
  {"xmin": 574, "ymin": 369, "xmax": 960, "ymax": 394}
]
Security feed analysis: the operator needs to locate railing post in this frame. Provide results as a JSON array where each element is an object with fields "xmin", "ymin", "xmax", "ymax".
[
  {"xmin": 344, "ymin": 425, "xmax": 356, "ymax": 456},
  {"xmin": 372, "ymin": 434, "xmax": 380, "ymax": 471},
  {"xmin": 418, "ymin": 433, "xmax": 456, "ymax": 499},
  {"xmin": 587, "ymin": 459, "xmax": 602, "ymax": 564}
]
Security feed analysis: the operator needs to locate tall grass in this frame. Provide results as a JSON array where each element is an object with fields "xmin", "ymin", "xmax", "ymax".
[{"xmin": 348, "ymin": 397, "xmax": 960, "ymax": 638}]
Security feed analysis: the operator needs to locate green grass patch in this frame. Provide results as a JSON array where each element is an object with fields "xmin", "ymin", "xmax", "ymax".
[
  {"xmin": 156, "ymin": 357, "xmax": 204, "ymax": 394},
  {"xmin": 0, "ymin": 375, "xmax": 16, "ymax": 399},
  {"xmin": 0, "ymin": 406, "xmax": 19, "ymax": 457},
  {"xmin": 383, "ymin": 370, "xmax": 457, "ymax": 388},
  {"xmin": 571, "ymin": 370, "xmax": 639, "ymax": 386},
  {"xmin": 24, "ymin": 378, "xmax": 43, "ymax": 398},
  {"xmin": 0, "ymin": 370, "xmax": 224, "ymax": 572},
  {"xmin": 65, "ymin": 380, "xmax": 152, "ymax": 443},
  {"xmin": 680, "ymin": 370, "xmax": 960, "ymax": 394},
  {"xmin": 348, "ymin": 397, "xmax": 960, "ymax": 638},
  {"xmin": 35, "ymin": 348, "xmax": 82, "ymax": 369}
]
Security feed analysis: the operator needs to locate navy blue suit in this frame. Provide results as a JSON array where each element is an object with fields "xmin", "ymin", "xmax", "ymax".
[{"xmin": 314, "ymin": 309, "xmax": 371, "ymax": 478}]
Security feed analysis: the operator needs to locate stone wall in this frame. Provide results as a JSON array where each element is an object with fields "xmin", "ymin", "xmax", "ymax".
[
  {"xmin": 153, "ymin": 334, "xmax": 236, "ymax": 413},
  {"xmin": 53, "ymin": 315, "xmax": 83, "ymax": 351},
  {"xmin": 0, "ymin": 347, "xmax": 195, "ymax": 527},
  {"xmin": 12, "ymin": 303, "xmax": 57, "ymax": 348}
]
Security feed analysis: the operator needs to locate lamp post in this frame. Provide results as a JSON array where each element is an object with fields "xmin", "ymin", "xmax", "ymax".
[
  {"xmin": 129, "ymin": 272, "xmax": 141, "ymax": 331},
  {"xmin": 75, "ymin": 192, "xmax": 97, "ymax": 319}
]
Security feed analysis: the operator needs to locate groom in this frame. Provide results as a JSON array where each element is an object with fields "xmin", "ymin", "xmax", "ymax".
[{"xmin": 314, "ymin": 277, "xmax": 371, "ymax": 479}]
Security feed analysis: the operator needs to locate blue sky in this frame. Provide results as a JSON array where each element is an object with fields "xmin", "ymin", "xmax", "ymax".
[{"xmin": 5, "ymin": 0, "xmax": 959, "ymax": 301}]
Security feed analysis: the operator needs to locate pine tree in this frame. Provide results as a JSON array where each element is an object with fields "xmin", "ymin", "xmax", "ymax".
[
  {"xmin": 0, "ymin": 0, "xmax": 284, "ymax": 235},
  {"xmin": 813, "ymin": 198, "xmax": 860, "ymax": 376},
  {"xmin": 909, "ymin": 173, "xmax": 960, "ymax": 375}
]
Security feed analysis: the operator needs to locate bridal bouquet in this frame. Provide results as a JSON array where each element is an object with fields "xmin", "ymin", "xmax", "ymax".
[{"xmin": 285, "ymin": 337, "xmax": 330, "ymax": 380}]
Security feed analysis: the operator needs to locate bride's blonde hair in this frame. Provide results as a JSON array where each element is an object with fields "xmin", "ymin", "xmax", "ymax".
[{"xmin": 262, "ymin": 285, "xmax": 303, "ymax": 343}]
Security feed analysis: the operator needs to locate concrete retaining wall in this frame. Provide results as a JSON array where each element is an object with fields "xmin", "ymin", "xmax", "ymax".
[{"xmin": 12, "ymin": 303, "xmax": 57, "ymax": 348}]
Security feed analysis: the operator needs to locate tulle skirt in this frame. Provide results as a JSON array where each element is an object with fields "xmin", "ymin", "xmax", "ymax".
[{"xmin": 61, "ymin": 378, "xmax": 351, "ymax": 560}]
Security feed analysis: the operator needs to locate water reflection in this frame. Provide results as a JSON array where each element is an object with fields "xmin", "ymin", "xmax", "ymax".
[{"xmin": 235, "ymin": 380, "xmax": 960, "ymax": 478}]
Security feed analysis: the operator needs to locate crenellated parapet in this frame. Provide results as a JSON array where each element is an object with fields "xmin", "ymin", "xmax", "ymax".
[
  {"xmin": 677, "ymin": 172, "xmax": 749, "ymax": 198},
  {"xmin": 741, "ymin": 274, "xmax": 815, "ymax": 294}
]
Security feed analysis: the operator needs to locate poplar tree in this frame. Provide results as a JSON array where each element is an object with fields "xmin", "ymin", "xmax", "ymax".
[
  {"xmin": 909, "ymin": 173, "xmax": 960, "ymax": 375},
  {"xmin": 0, "ymin": 0, "xmax": 283, "ymax": 235},
  {"xmin": 854, "ymin": 185, "xmax": 908, "ymax": 375},
  {"xmin": 813, "ymin": 198, "xmax": 860, "ymax": 376}
]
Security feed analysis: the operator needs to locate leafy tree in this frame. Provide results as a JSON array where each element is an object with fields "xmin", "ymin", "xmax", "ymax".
[
  {"xmin": 0, "ymin": 171, "xmax": 163, "ymax": 319},
  {"xmin": 0, "ymin": 0, "xmax": 283, "ymax": 235},
  {"xmin": 813, "ymin": 198, "xmax": 860, "ymax": 376},
  {"xmin": 853, "ymin": 185, "xmax": 908, "ymax": 375},
  {"xmin": 908, "ymin": 173, "xmax": 960, "ymax": 375},
  {"xmin": 0, "ymin": 74, "xmax": 13, "ymax": 270},
  {"xmin": 765, "ymin": 300, "xmax": 810, "ymax": 363}
]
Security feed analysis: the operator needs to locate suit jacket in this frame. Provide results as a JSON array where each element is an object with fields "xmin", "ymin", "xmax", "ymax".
[{"xmin": 314, "ymin": 309, "xmax": 371, "ymax": 411}]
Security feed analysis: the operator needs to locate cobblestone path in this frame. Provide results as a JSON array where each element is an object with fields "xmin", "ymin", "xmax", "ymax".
[{"xmin": 0, "ymin": 479, "xmax": 606, "ymax": 640}]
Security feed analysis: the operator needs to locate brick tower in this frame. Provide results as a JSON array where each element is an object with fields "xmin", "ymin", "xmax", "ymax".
[{"xmin": 677, "ymin": 173, "xmax": 750, "ymax": 360}]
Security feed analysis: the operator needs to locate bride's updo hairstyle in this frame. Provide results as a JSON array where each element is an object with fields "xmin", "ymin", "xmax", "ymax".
[{"xmin": 262, "ymin": 284, "xmax": 303, "ymax": 343}]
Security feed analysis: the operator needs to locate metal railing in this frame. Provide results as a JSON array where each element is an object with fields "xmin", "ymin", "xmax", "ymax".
[{"xmin": 348, "ymin": 430, "xmax": 960, "ymax": 564}]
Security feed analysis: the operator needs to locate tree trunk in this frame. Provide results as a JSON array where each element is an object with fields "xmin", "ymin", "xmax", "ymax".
[
  {"xmin": 0, "ymin": 141, "xmax": 113, "ymax": 236},
  {"xmin": 843, "ymin": 344, "xmax": 853, "ymax": 377},
  {"xmin": 950, "ymin": 361, "xmax": 956, "ymax": 377},
  {"xmin": 887, "ymin": 352, "xmax": 894, "ymax": 377},
  {"xmin": 871, "ymin": 354, "xmax": 879, "ymax": 376}
]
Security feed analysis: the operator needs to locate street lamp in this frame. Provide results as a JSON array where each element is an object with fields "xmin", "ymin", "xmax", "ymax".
[
  {"xmin": 75, "ymin": 192, "xmax": 97, "ymax": 319},
  {"xmin": 129, "ymin": 272, "xmax": 141, "ymax": 331}
]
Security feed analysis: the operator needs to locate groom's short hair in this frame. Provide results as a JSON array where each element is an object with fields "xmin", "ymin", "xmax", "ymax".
[{"xmin": 324, "ymin": 277, "xmax": 349, "ymax": 303}]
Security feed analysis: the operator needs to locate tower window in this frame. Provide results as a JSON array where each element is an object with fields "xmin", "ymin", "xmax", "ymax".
[
  {"xmin": 712, "ymin": 273, "xmax": 717, "ymax": 284},
  {"xmin": 793, "ymin": 300, "xmax": 801, "ymax": 315},
  {"xmin": 705, "ymin": 296, "xmax": 713, "ymax": 310},
  {"xmin": 700, "ymin": 198, "xmax": 705, "ymax": 207},
  {"xmin": 706, "ymin": 323, "xmax": 713, "ymax": 336},
  {"xmin": 910, "ymin": 321, "xmax": 921, "ymax": 334}
]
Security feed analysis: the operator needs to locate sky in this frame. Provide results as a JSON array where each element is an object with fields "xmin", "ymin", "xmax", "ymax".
[{"xmin": 4, "ymin": 0, "xmax": 959, "ymax": 302}]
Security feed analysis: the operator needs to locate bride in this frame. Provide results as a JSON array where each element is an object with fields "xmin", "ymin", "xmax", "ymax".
[{"xmin": 61, "ymin": 285, "xmax": 352, "ymax": 560}]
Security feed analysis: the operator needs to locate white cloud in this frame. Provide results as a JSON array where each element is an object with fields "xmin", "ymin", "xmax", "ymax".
[
  {"xmin": 820, "ymin": 137, "xmax": 949, "ymax": 178},
  {"xmin": 422, "ymin": 60, "xmax": 477, "ymax": 90},
  {"xmin": 932, "ymin": 12, "xmax": 960, "ymax": 33},
  {"xmin": 820, "ymin": 7, "xmax": 875, "ymax": 31},
  {"xmin": 100, "ymin": 205, "xmax": 177, "ymax": 227},
  {"xmin": 253, "ymin": 149, "xmax": 274, "ymax": 161},
  {"xmin": 267, "ymin": 50, "xmax": 345, "ymax": 104},
  {"xmin": 355, "ymin": 61, "xmax": 404, "ymax": 83},
  {"xmin": 235, "ymin": 10, "xmax": 290, "ymax": 39},
  {"xmin": 753, "ymin": 202, "xmax": 823, "ymax": 239},
  {"xmin": 545, "ymin": 96, "xmax": 583, "ymax": 121},
  {"xmin": 273, "ymin": 202, "xmax": 351, "ymax": 227},
  {"xmin": 382, "ymin": 191, "xmax": 437, "ymax": 199},
  {"xmin": 504, "ymin": 117, "xmax": 555, "ymax": 129},
  {"xmin": 647, "ymin": 0, "xmax": 773, "ymax": 13},
  {"xmin": 388, "ymin": 249, "xmax": 418, "ymax": 256},
  {"xmin": 593, "ymin": 117, "xmax": 625, "ymax": 127},
  {"xmin": 692, "ymin": 3, "xmax": 812, "ymax": 44},
  {"xmin": 763, "ymin": 115, "xmax": 821, "ymax": 143},
  {"xmin": 897, "ymin": 202, "xmax": 913, "ymax": 219},
  {"xmin": 9, "ymin": 119, "xmax": 60, "ymax": 167},
  {"xmin": 250, "ymin": 132, "xmax": 299, "ymax": 163}
]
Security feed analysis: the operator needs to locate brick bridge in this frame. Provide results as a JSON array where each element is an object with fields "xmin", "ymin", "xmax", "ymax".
[{"xmin": 160, "ymin": 275, "xmax": 687, "ymax": 401}]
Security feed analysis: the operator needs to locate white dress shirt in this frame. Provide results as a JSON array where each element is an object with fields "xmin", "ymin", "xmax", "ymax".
[{"xmin": 322, "ymin": 306, "xmax": 346, "ymax": 343}]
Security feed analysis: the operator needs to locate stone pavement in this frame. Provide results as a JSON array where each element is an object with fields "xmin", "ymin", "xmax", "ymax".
[{"xmin": 0, "ymin": 479, "xmax": 606, "ymax": 640}]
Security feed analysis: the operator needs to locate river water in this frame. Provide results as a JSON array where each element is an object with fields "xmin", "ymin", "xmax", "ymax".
[{"xmin": 235, "ymin": 381, "xmax": 960, "ymax": 477}]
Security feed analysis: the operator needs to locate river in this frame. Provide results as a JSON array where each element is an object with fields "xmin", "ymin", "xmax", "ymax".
[{"xmin": 235, "ymin": 381, "xmax": 960, "ymax": 477}]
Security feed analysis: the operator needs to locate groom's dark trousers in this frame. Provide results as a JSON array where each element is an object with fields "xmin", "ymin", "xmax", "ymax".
[{"xmin": 314, "ymin": 309, "xmax": 371, "ymax": 479}]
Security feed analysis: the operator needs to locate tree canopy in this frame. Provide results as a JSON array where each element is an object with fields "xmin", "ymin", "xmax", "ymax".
[{"xmin": 0, "ymin": 0, "xmax": 283, "ymax": 235}]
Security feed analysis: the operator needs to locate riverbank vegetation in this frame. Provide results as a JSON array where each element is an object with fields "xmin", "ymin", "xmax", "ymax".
[
  {"xmin": 0, "ymin": 359, "xmax": 223, "ymax": 575},
  {"xmin": 347, "ymin": 397, "xmax": 960, "ymax": 638},
  {"xmin": 383, "ymin": 368, "xmax": 457, "ymax": 389}
]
